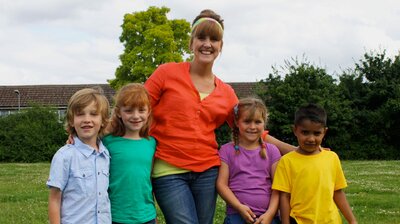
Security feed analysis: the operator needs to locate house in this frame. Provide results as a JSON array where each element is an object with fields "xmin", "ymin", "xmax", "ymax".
[{"xmin": 0, "ymin": 82, "xmax": 258, "ymax": 118}]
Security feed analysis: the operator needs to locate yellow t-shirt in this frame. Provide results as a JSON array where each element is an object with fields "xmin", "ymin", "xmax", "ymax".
[{"xmin": 272, "ymin": 149, "xmax": 347, "ymax": 224}]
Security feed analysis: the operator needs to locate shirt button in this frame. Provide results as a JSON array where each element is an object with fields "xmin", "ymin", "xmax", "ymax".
[
  {"xmin": 82, "ymin": 174, "xmax": 85, "ymax": 177},
  {"xmin": 98, "ymin": 211, "xmax": 100, "ymax": 213},
  {"xmin": 98, "ymin": 172, "xmax": 100, "ymax": 175},
  {"xmin": 99, "ymin": 192, "xmax": 101, "ymax": 195}
]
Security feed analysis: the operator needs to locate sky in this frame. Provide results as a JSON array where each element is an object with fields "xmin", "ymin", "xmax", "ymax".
[{"xmin": 1, "ymin": 0, "xmax": 399, "ymax": 85}]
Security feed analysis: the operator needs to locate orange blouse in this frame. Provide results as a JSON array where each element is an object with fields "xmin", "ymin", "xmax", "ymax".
[{"xmin": 144, "ymin": 62, "xmax": 238, "ymax": 172}]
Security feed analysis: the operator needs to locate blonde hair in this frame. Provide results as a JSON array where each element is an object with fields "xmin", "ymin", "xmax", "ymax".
[
  {"xmin": 232, "ymin": 97, "xmax": 269, "ymax": 159},
  {"xmin": 190, "ymin": 9, "xmax": 224, "ymax": 48},
  {"xmin": 65, "ymin": 87, "xmax": 110, "ymax": 137},
  {"xmin": 107, "ymin": 83, "xmax": 152, "ymax": 138}
]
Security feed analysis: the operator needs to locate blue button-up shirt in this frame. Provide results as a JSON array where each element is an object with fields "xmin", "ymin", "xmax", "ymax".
[{"xmin": 47, "ymin": 136, "xmax": 111, "ymax": 224}]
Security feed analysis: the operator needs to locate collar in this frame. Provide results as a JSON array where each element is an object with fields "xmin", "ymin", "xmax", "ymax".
[{"xmin": 73, "ymin": 136, "xmax": 110, "ymax": 158}]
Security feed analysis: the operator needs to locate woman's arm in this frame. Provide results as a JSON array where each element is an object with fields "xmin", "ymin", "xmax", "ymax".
[
  {"xmin": 216, "ymin": 162, "xmax": 256, "ymax": 223},
  {"xmin": 48, "ymin": 187, "xmax": 62, "ymax": 224},
  {"xmin": 265, "ymin": 134, "xmax": 296, "ymax": 155},
  {"xmin": 334, "ymin": 189, "xmax": 357, "ymax": 224}
]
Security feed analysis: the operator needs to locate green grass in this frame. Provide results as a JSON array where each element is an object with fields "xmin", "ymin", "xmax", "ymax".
[
  {"xmin": 0, "ymin": 161, "xmax": 399, "ymax": 224},
  {"xmin": 342, "ymin": 161, "xmax": 400, "ymax": 223},
  {"xmin": 0, "ymin": 163, "xmax": 49, "ymax": 223}
]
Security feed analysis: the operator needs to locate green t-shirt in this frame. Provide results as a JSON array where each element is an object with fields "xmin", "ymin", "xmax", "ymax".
[{"xmin": 103, "ymin": 135, "xmax": 156, "ymax": 223}]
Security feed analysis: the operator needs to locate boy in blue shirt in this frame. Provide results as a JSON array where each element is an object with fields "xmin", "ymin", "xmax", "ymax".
[{"xmin": 47, "ymin": 87, "xmax": 111, "ymax": 223}]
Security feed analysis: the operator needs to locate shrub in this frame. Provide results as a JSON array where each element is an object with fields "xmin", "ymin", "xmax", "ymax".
[
  {"xmin": 215, "ymin": 123, "xmax": 231, "ymax": 149},
  {"xmin": 0, "ymin": 105, "xmax": 66, "ymax": 162}
]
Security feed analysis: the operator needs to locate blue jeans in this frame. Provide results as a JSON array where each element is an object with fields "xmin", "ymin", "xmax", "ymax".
[
  {"xmin": 152, "ymin": 167, "xmax": 218, "ymax": 224},
  {"xmin": 223, "ymin": 213, "xmax": 281, "ymax": 224},
  {"xmin": 112, "ymin": 219, "xmax": 156, "ymax": 224}
]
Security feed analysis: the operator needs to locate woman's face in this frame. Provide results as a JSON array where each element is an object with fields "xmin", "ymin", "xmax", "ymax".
[{"xmin": 191, "ymin": 35, "xmax": 222, "ymax": 65}]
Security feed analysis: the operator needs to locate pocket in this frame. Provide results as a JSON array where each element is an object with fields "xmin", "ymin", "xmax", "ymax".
[
  {"xmin": 101, "ymin": 169, "xmax": 110, "ymax": 186},
  {"xmin": 71, "ymin": 168, "xmax": 94, "ymax": 195},
  {"xmin": 102, "ymin": 169, "xmax": 110, "ymax": 177}
]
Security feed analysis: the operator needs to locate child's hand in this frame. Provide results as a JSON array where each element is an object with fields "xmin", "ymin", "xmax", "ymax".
[
  {"xmin": 66, "ymin": 134, "xmax": 74, "ymax": 144},
  {"xmin": 253, "ymin": 212, "xmax": 273, "ymax": 224},
  {"xmin": 237, "ymin": 204, "xmax": 256, "ymax": 223}
]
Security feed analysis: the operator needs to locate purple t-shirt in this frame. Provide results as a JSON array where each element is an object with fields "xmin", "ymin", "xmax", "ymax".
[{"xmin": 219, "ymin": 142, "xmax": 281, "ymax": 216}]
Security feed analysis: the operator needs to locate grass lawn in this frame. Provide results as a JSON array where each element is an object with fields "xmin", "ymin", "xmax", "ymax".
[{"xmin": 0, "ymin": 161, "xmax": 399, "ymax": 223}]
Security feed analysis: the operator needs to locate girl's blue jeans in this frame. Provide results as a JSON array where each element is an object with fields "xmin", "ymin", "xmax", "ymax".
[
  {"xmin": 223, "ymin": 213, "xmax": 281, "ymax": 224},
  {"xmin": 152, "ymin": 167, "xmax": 218, "ymax": 224}
]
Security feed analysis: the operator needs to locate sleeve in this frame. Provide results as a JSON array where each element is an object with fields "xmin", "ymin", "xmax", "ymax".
[
  {"xmin": 333, "ymin": 153, "xmax": 348, "ymax": 190},
  {"xmin": 267, "ymin": 143, "xmax": 282, "ymax": 164},
  {"xmin": 144, "ymin": 65, "xmax": 166, "ymax": 108},
  {"xmin": 262, "ymin": 130, "xmax": 269, "ymax": 140},
  {"xmin": 224, "ymin": 86, "xmax": 239, "ymax": 128},
  {"xmin": 271, "ymin": 157, "xmax": 291, "ymax": 193},
  {"xmin": 46, "ymin": 148, "xmax": 70, "ymax": 191},
  {"xmin": 218, "ymin": 144, "xmax": 232, "ymax": 165},
  {"xmin": 225, "ymin": 107, "xmax": 236, "ymax": 128}
]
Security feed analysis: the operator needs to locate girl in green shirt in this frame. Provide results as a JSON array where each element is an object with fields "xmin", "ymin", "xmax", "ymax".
[{"xmin": 103, "ymin": 83, "xmax": 156, "ymax": 224}]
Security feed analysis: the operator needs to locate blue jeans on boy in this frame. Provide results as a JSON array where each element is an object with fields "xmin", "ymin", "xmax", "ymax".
[
  {"xmin": 113, "ymin": 219, "xmax": 156, "ymax": 224},
  {"xmin": 152, "ymin": 167, "xmax": 218, "ymax": 224},
  {"xmin": 223, "ymin": 213, "xmax": 281, "ymax": 224}
]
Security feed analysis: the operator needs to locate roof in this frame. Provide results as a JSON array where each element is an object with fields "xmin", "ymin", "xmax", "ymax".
[
  {"xmin": 0, "ymin": 82, "xmax": 257, "ymax": 109},
  {"xmin": 0, "ymin": 84, "xmax": 115, "ymax": 109},
  {"xmin": 228, "ymin": 82, "xmax": 258, "ymax": 98}
]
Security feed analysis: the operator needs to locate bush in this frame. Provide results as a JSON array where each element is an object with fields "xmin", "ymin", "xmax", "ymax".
[
  {"xmin": 0, "ymin": 105, "xmax": 66, "ymax": 162},
  {"xmin": 215, "ymin": 123, "xmax": 231, "ymax": 149}
]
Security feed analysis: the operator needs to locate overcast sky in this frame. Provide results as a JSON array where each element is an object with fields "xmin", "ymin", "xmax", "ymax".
[{"xmin": 1, "ymin": 0, "xmax": 399, "ymax": 85}]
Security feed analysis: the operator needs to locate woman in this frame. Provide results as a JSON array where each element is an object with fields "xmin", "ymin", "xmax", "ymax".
[{"xmin": 144, "ymin": 9, "xmax": 294, "ymax": 224}]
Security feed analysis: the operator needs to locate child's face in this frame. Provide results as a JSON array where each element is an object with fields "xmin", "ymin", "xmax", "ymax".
[
  {"xmin": 237, "ymin": 111, "xmax": 265, "ymax": 149},
  {"xmin": 293, "ymin": 119, "xmax": 327, "ymax": 155},
  {"xmin": 118, "ymin": 105, "xmax": 150, "ymax": 137},
  {"xmin": 72, "ymin": 101, "xmax": 102, "ymax": 146}
]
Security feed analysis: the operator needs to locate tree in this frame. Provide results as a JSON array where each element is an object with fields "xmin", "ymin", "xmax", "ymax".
[
  {"xmin": 109, "ymin": 6, "xmax": 191, "ymax": 89},
  {"xmin": 257, "ymin": 58, "xmax": 353, "ymax": 157},
  {"xmin": 339, "ymin": 50, "xmax": 400, "ymax": 159}
]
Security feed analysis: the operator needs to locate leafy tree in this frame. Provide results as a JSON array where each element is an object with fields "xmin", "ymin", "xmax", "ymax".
[
  {"xmin": 339, "ymin": 50, "xmax": 400, "ymax": 159},
  {"xmin": 110, "ymin": 6, "xmax": 191, "ymax": 89},
  {"xmin": 257, "ymin": 58, "xmax": 353, "ymax": 156}
]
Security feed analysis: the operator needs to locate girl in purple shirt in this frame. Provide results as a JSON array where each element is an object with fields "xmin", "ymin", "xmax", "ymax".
[{"xmin": 217, "ymin": 97, "xmax": 281, "ymax": 224}]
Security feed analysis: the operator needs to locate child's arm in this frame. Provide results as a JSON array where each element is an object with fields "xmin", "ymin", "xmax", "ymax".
[
  {"xmin": 265, "ymin": 134, "xmax": 296, "ymax": 155},
  {"xmin": 279, "ymin": 192, "xmax": 291, "ymax": 224},
  {"xmin": 255, "ymin": 161, "xmax": 280, "ymax": 224},
  {"xmin": 216, "ymin": 161, "xmax": 256, "ymax": 223},
  {"xmin": 254, "ymin": 190, "xmax": 279, "ymax": 224},
  {"xmin": 48, "ymin": 187, "xmax": 62, "ymax": 224},
  {"xmin": 334, "ymin": 189, "xmax": 357, "ymax": 224}
]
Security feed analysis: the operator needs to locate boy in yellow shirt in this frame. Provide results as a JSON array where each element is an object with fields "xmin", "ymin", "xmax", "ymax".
[{"xmin": 272, "ymin": 103, "xmax": 357, "ymax": 224}]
